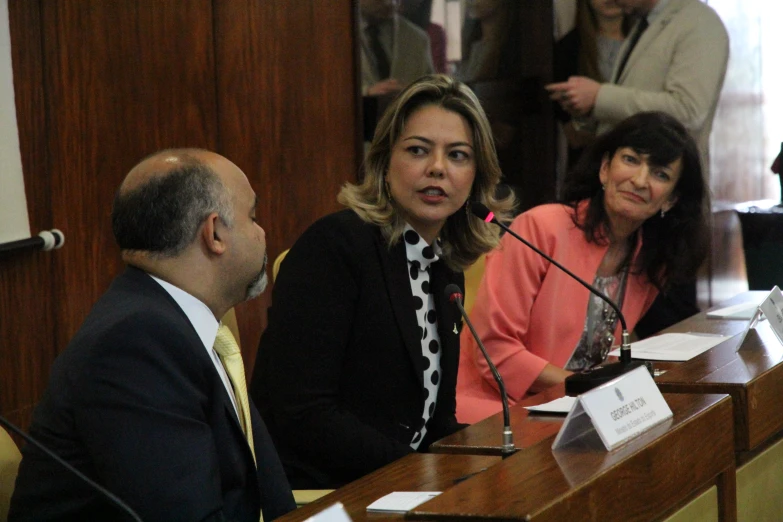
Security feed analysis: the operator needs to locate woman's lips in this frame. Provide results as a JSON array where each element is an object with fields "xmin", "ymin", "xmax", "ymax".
[
  {"xmin": 619, "ymin": 190, "xmax": 646, "ymax": 203},
  {"xmin": 419, "ymin": 187, "xmax": 446, "ymax": 203}
]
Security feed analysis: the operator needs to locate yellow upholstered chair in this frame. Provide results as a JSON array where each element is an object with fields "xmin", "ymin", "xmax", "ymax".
[
  {"xmin": 292, "ymin": 490, "xmax": 333, "ymax": 508},
  {"xmin": 463, "ymin": 254, "xmax": 486, "ymax": 316},
  {"xmin": 1, "ymin": 425, "xmax": 22, "ymax": 522},
  {"xmin": 272, "ymin": 249, "xmax": 289, "ymax": 282}
]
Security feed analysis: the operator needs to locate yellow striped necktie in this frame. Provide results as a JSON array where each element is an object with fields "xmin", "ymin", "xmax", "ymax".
[{"xmin": 213, "ymin": 324, "xmax": 256, "ymax": 464}]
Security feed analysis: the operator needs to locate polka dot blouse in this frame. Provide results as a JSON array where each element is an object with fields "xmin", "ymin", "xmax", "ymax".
[{"xmin": 402, "ymin": 225, "xmax": 442, "ymax": 450}]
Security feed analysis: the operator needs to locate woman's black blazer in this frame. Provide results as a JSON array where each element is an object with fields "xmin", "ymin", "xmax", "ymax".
[{"xmin": 250, "ymin": 210, "xmax": 465, "ymax": 488}]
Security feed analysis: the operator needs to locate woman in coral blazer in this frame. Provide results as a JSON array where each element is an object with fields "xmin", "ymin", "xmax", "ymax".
[{"xmin": 457, "ymin": 112, "xmax": 709, "ymax": 423}]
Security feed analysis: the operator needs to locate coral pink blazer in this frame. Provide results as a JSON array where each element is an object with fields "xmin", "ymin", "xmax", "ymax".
[{"xmin": 456, "ymin": 203, "xmax": 658, "ymax": 423}]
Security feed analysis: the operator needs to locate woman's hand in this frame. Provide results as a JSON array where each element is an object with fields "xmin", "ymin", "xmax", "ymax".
[{"xmin": 529, "ymin": 363, "xmax": 573, "ymax": 394}]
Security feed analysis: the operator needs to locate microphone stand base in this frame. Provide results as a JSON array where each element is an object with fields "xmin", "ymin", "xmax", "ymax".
[{"xmin": 564, "ymin": 360, "xmax": 653, "ymax": 396}]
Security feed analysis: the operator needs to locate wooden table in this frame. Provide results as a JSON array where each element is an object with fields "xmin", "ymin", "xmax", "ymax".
[
  {"xmin": 409, "ymin": 393, "xmax": 736, "ymax": 522},
  {"xmin": 275, "ymin": 453, "xmax": 500, "ymax": 522},
  {"xmin": 429, "ymin": 384, "xmax": 566, "ymax": 456},
  {"xmin": 649, "ymin": 291, "xmax": 783, "ymax": 521},
  {"xmin": 655, "ymin": 291, "xmax": 783, "ymax": 458}
]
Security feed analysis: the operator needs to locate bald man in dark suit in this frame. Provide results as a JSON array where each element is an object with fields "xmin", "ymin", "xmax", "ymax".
[{"xmin": 10, "ymin": 150, "xmax": 295, "ymax": 521}]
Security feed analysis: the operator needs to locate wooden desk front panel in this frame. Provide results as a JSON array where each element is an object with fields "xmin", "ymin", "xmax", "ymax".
[{"xmin": 410, "ymin": 394, "xmax": 735, "ymax": 522}]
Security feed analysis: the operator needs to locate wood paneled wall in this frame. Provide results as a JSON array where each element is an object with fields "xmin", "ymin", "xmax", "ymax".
[
  {"xmin": 213, "ymin": 1, "xmax": 359, "ymax": 369},
  {"xmin": 1, "ymin": 0, "xmax": 357, "ymax": 431}
]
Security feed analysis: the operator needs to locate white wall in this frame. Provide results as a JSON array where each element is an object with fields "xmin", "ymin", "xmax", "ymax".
[{"xmin": 0, "ymin": 0, "xmax": 31, "ymax": 243}]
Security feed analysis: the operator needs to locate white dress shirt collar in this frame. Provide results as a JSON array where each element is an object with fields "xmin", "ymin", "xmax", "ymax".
[
  {"xmin": 149, "ymin": 275, "xmax": 219, "ymax": 349},
  {"xmin": 148, "ymin": 274, "xmax": 240, "ymax": 418}
]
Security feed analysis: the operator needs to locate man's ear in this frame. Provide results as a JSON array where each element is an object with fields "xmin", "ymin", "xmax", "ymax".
[{"xmin": 201, "ymin": 213, "xmax": 227, "ymax": 255}]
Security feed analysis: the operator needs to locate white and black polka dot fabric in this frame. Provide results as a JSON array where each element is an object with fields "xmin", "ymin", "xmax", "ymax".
[{"xmin": 402, "ymin": 225, "xmax": 442, "ymax": 450}]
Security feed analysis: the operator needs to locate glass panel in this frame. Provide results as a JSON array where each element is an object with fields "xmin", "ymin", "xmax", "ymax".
[{"xmin": 358, "ymin": 0, "xmax": 556, "ymax": 212}]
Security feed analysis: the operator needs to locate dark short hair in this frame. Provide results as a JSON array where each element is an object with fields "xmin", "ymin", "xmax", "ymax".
[
  {"xmin": 111, "ymin": 154, "xmax": 233, "ymax": 256},
  {"xmin": 561, "ymin": 111, "xmax": 709, "ymax": 290}
]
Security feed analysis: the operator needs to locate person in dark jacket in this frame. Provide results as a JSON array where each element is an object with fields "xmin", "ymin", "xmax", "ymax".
[
  {"xmin": 251, "ymin": 74, "xmax": 515, "ymax": 489},
  {"xmin": 11, "ymin": 149, "xmax": 295, "ymax": 522}
]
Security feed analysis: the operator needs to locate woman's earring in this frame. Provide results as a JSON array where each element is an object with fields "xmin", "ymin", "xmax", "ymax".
[
  {"xmin": 601, "ymin": 183, "xmax": 606, "ymax": 191},
  {"xmin": 660, "ymin": 208, "xmax": 666, "ymax": 218}
]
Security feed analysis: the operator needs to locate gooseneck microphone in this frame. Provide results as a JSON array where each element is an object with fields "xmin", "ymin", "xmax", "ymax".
[
  {"xmin": 471, "ymin": 203, "xmax": 651, "ymax": 396},
  {"xmin": 445, "ymin": 284, "xmax": 515, "ymax": 457},
  {"xmin": 0, "ymin": 414, "xmax": 144, "ymax": 522}
]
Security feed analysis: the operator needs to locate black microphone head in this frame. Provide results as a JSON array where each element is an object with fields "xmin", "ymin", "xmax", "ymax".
[
  {"xmin": 444, "ymin": 284, "xmax": 464, "ymax": 303},
  {"xmin": 471, "ymin": 203, "xmax": 495, "ymax": 223}
]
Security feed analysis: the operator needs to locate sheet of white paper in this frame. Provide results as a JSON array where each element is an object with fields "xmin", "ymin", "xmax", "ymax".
[
  {"xmin": 524, "ymin": 396, "xmax": 577, "ymax": 414},
  {"xmin": 706, "ymin": 301, "xmax": 764, "ymax": 319},
  {"xmin": 366, "ymin": 492, "xmax": 441, "ymax": 513},
  {"xmin": 608, "ymin": 333, "xmax": 731, "ymax": 361},
  {"xmin": 304, "ymin": 503, "xmax": 353, "ymax": 522}
]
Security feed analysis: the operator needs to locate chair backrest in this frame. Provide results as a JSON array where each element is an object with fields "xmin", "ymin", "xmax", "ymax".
[
  {"xmin": 463, "ymin": 254, "xmax": 486, "ymax": 316},
  {"xmin": 220, "ymin": 307, "xmax": 242, "ymax": 350},
  {"xmin": 0, "ymin": 426, "xmax": 22, "ymax": 522},
  {"xmin": 273, "ymin": 249, "xmax": 290, "ymax": 282}
]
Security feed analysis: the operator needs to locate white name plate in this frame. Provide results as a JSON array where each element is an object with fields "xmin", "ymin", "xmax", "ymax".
[
  {"xmin": 759, "ymin": 285, "xmax": 783, "ymax": 345},
  {"xmin": 552, "ymin": 366, "xmax": 673, "ymax": 451}
]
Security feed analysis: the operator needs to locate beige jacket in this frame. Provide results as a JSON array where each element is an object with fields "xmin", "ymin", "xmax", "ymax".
[{"xmin": 594, "ymin": 0, "xmax": 729, "ymax": 179}]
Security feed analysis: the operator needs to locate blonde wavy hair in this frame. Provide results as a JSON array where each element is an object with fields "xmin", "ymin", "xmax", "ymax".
[{"xmin": 338, "ymin": 74, "xmax": 516, "ymax": 272}]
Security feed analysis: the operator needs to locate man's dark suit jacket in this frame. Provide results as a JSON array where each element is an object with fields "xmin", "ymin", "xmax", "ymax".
[
  {"xmin": 10, "ymin": 267, "xmax": 295, "ymax": 522},
  {"xmin": 250, "ymin": 210, "xmax": 465, "ymax": 489}
]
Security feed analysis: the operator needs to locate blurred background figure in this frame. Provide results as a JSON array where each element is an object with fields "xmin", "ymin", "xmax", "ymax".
[
  {"xmin": 457, "ymin": 0, "xmax": 532, "ymax": 210},
  {"xmin": 554, "ymin": 0, "xmax": 629, "ymax": 167},
  {"xmin": 458, "ymin": 0, "xmax": 522, "ymax": 84},
  {"xmin": 360, "ymin": 0, "xmax": 434, "ymax": 141},
  {"xmin": 401, "ymin": 0, "xmax": 448, "ymax": 73},
  {"xmin": 546, "ymin": 0, "xmax": 728, "ymax": 182}
]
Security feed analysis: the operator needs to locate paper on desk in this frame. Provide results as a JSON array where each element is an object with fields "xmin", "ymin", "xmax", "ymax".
[
  {"xmin": 524, "ymin": 395, "xmax": 577, "ymax": 414},
  {"xmin": 366, "ymin": 492, "xmax": 441, "ymax": 513},
  {"xmin": 304, "ymin": 502, "xmax": 352, "ymax": 522},
  {"xmin": 706, "ymin": 301, "xmax": 764, "ymax": 320},
  {"xmin": 608, "ymin": 332, "xmax": 731, "ymax": 361}
]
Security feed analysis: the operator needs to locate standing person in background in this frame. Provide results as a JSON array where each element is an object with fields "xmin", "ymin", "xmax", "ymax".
[
  {"xmin": 360, "ymin": 0, "xmax": 435, "ymax": 142},
  {"xmin": 457, "ymin": 0, "xmax": 522, "ymax": 84},
  {"xmin": 457, "ymin": 0, "xmax": 525, "ymax": 209},
  {"xmin": 401, "ymin": 0, "xmax": 448, "ymax": 73},
  {"xmin": 546, "ymin": 0, "xmax": 729, "ymax": 182},
  {"xmin": 10, "ymin": 149, "xmax": 295, "ymax": 521},
  {"xmin": 554, "ymin": 0, "xmax": 630, "ymax": 165},
  {"xmin": 360, "ymin": 0, "xmax": 434, "ymax": 97},
  {"xmin": 251, "ymin": 75, "xmax": 515, "ymax": 489}
]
